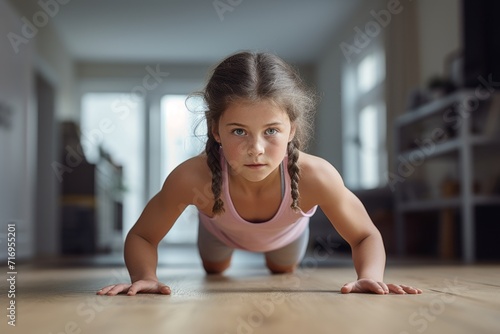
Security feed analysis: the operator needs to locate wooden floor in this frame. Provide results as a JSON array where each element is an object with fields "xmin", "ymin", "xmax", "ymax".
[{"xmin": 2, "ymin": 249, "xmax": 500, "ymax": 334}]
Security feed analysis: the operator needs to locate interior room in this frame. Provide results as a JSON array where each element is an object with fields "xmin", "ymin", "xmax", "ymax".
[{"xmin": 1, "ymin": 0, "xmax": 499, "ymax": 333}]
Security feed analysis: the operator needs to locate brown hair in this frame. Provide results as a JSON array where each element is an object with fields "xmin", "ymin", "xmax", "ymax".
[{"xmin": 199, "ymin": 51, "xmax": 316, "ymax": 215}]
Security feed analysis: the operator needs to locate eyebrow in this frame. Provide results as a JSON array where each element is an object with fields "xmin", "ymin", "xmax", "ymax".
[{"xmin": 225, "ymin": 122, "xmax": 284, "ymax": 127}]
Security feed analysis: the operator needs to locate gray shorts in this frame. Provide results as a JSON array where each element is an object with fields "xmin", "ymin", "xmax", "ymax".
[{"xmin": 197, "ymin": 222, "xmax": 310, "ymax": 266}]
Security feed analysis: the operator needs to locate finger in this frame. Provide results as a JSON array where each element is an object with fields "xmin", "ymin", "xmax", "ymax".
[
  {"xmin": 158, "ymin": 284, "xmax": 172, "ymax": 295},
  {"xmin": 126, "ymin": 281, "xmax": 154, "ymax": 296},
  {"xmin": 400, "ymin": 285, "xmax": 423, "ymax": 294},
  {"xmin": 377, "ymin": 282, "xmax": 390, "ymax": 294},
  {"xmin": 352, "ymin": 279, "xmax": 385, "ymax": 294},
  {"xmin": 341, "ymin": 282, "xmax": 354, "ymax": 294},
  {"xmin": 126, "ymin": 282, "xmax": 143, "ymax": 296},
  {"xmin": 362, "ymin": 280, "xmax": 385, "ymax": 294},
  {"xmin": 126, "ymin": 281, "xmax": 172, "ymax": 296},
  {"xmin": 106, "ymin": 283, "xmax": 131, "ymax": 296},
  {"xmin": 387, "ymin": 284, "xmax": 407, "ymax": 294},
  {"xmin": 96, "ymin": 285, "xmax": 116, "ymax": 295}
]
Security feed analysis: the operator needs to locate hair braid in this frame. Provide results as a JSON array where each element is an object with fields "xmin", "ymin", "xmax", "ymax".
[
  {"xmin": 287, "ymin": 140, "xmax": 301, "ymax": 212},
  {"xmin": 206, "ymin": 136, "xmax": 225, "ymax": 214}
]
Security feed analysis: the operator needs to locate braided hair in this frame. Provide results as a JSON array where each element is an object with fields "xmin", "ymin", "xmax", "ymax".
[{"xmin": 198, "ymin": 51, "xmax": 316, "ymax": 215}]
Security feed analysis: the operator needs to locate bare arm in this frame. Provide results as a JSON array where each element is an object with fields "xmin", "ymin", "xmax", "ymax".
[
  {"xmin": 97, "ymin": 157, "xmax": 205, "ymax": 296},
  {"xmin": 341, "ymin": 190, "xmax": 385, "ymax": 282},
  {"xmin": 124, "ymin": 189, "xmax": 187, "ymax": 283},
  {"xmin": 317, "ymin": 174, "xmax": 387, "ymax": 292},
  {"xmin": 301, "ymin": 155, "xmax": 422, "ymax": 294}
]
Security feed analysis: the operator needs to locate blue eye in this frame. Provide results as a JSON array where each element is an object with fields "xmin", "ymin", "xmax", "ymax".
[
  {"xmin": 265, "ymin": 128, "xmax": 278, "ymax": 135},
  {"xmin": 232, "ymin": 129, "xmax": 246, "ymax": 136}
]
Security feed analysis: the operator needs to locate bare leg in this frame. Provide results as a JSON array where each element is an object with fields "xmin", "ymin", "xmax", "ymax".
[
  {"xmin": 265, "ymin": 257, "xmax": 296, "ymax": 274},
  {"xmin": 202, "ymin": 256, "xmax": 232, "ymax": 274}
]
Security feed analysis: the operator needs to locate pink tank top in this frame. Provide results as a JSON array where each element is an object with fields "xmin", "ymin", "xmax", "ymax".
[{"xmin": 198, "ymin": 151, "xmax": 317, "ymax": 252}]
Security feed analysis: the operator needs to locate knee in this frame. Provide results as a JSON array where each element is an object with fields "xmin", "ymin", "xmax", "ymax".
[
  {"xmin": 265, "ymin": 258, "xmax": 297, "ymax": 274},
  {"xmin": 202, "ymin": 257, "xmax": 231, "ymax": 275}
]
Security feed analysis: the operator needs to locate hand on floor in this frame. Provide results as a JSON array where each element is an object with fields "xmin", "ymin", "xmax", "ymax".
[
  {"xmin": 96, "ymin": 279, "xmax": 171, "ymax": 296},
  {"xmin": 341, "ymin": 278, "xmax": 422, "ymax": 295}
]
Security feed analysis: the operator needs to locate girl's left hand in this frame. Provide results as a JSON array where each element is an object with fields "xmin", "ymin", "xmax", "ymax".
[{"xmin": 341, "ymin": 278, "xmax": 423, "ymax": 294}]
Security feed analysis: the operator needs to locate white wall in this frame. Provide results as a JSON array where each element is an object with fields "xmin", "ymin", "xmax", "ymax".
[
  {"xmin": 36, "ymin": 24, "xmax": 79, "ymax": 121},
  {"xmin": 34, "ymin": 11, "xmax": 78, "ymax": 257},
  {"xmin": 0, "ymin": 0, "xmax": 36, "ymax": 260},
  {"xmin": 314, "ymin": 44, "xmax": 344, "ymax": 170},
  {"xmin": 6, "ymin": 0, "xmax": 79, "ymax": 120},
  {"xmin": 416, "ymin": 0, "xmax": 461, "ymax": 87},
  {"xmin": 315, "ymin": 0, "xmax": 387, "ymax": 175},
  {"xmin": 1, "ymin": 0, "xmax": 79, "ymax": 259}
]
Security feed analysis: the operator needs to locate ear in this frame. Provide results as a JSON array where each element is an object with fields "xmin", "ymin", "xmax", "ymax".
[
  {"xmin": 288, "ymin": 123, "xmax": 297, "ymax": 143},
  {"xmin": 212, "ymin": 123, "xmax": 221, "ymax": 143}
]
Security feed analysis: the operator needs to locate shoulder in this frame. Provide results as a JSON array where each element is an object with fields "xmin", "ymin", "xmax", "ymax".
[
  {"xmin": 297, "ymin": 151, "xmax": 344, "ymax": 186},
  {"xmin": 172, "ymin": 154, "xmax": 211, "ymax": 177},
  {"xmin": 158, "ymin": 154, "xmax": 213, "ymax": 207},
  {"xmin": 296, "ymin": 151, "xmax": 346, "ymax": 207},
  {"xmin": 164, "ymin": 154, "xmax": 210, "ymax": 185}
]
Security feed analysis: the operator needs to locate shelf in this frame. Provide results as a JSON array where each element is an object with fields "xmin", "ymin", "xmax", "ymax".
[
  {"xmin": 398, "ymin": 198, "xmax": 460, "ymax": 212},
  {"xmin": 470, "ymin": 135, "xmax": 500, "ymax": 147},
  {"xmin": 398, "ymin": 196, "xmax": 500, "ymax": 212},
  {"xmin": 473, "ymin": 195, "xmax": 500, "ymax": 206},
  {"xmin": 394, "ymin": 90, "xmax": 500, "ymax": 262},
  {"xmin": 395, "ymin": 90, "xmax": 476, "ymax": 126},
  {"xmin": 400, "ymin": 138, "xmax": 460, "ymax": 161},
  {"xmin": 399, "ymin": 135, "xmax": 500, "ymax": 161}
]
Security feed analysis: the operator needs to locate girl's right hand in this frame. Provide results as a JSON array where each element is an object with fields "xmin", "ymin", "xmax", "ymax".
[{"xmin": 96, "ymin": 280, "xmax": 171, "ymax": 296}]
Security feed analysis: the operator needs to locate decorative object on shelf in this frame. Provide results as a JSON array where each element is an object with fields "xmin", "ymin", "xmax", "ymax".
[
  {"xmin": 427, "ymin": 75, "xmax": 456, "ymax": 100},
  {"xmin": 406, "ymin": 88, "xmax": 429, "ymax": 111},
  {"xmin": 441, "ymin": 178, "xmax": 482, "ymax": 196},
  {"xmin": 444, "ymin": 49, "xmax": 464, "ymax": 89},
  {"xmin": 440, "ymin": 176, "xmax": 460, "ymax": 198},
  {"xmin": 439, "ymin": 175, "xmax": 456, "ymax": 259},
  {"xmin": 439, "ymin": 208, "xmax": 455, "ymax": 259}
]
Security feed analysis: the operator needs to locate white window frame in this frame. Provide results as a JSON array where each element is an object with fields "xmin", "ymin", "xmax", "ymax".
[
  {"xmin": 159, "ymin": 94, "xmax": 206, "ymax": 244},
  {"xmin": 341, "ymin": 43, "xmax": 387, "ymax": 190}
]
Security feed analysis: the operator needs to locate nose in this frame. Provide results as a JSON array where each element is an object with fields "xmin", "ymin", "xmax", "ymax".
[{"xmin": 247, "ymin": 136, "xmax": 264, "ymax": 156}]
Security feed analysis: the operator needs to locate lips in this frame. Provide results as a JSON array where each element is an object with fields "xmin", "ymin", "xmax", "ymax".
[{"xmin": 245, "ymin": 163, "xmax": 266, "ymax": 168}]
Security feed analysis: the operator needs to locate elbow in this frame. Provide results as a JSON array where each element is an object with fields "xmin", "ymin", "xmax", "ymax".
[
  {"xmin": 351, "ymin": 228, "xmax": 383, "ymax": 249},
  {"xmin": 125, "ymin": 229, "xmax": 158, "ymax": 249}
]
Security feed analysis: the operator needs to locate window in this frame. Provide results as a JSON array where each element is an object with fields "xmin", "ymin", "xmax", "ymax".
[
  {"xmin": 342, "ymin": 47, "xmax": 387, "ymax": 189},
  {"xmin": 81, "ymin": 93, "xmax": 145, "ymax": 240},
  {"xmin": 160, "ymin": 95, "xmax": 205, "ymax": 244}
]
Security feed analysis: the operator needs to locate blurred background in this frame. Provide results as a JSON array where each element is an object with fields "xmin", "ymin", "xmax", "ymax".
[{"xmin": 1, "ymin": 0, "xmax": 499, "ymax": 266}]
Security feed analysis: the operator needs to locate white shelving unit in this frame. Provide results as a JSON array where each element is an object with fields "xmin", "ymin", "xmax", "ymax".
[{"xmin": 393, "ymin": 89, "xmax": 500, "ymax": 263}]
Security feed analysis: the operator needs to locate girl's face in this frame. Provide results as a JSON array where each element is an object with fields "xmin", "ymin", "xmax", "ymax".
[{"xmin": 213, "ymin": 99, "xmax": 295, "ymax": 183}]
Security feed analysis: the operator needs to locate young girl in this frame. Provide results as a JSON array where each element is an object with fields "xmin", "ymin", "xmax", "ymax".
[{"xmin": 97, "ymin": 51, "xmax": 422, "ymax": 296}]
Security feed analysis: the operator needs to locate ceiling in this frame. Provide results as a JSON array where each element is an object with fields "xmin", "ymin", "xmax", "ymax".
[{"xmin": 12, "ymin": 0, "xmax": 363, "ymax": 64}]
